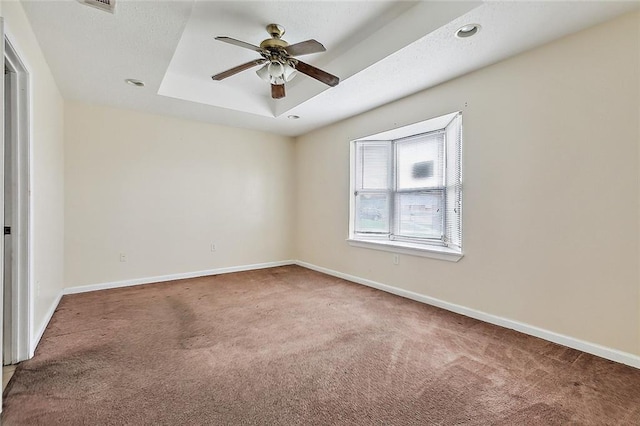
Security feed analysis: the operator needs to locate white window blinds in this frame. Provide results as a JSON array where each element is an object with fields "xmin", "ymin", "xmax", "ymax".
[
  {"xmin": 355, "ymin": 143, "xmax": 390, "ymax": 191},
  {"xmin": 394, "ymin": 132, "xmax": 445, "ymax": 241},
  {"xmin": 351, "ymin": 111, "xmax": 463, "ymax": 254},
  {"xmin": 354, "ymin": 143, "xmax": 391, "ymax": 235},
  {"xmin": 444, "ymin": 113, "xmax": 463, "ymax": 250}
]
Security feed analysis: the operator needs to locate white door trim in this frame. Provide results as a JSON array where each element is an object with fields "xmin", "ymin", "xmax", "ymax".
[
  {"xmin": 0, "ymin": 17, "xmax": 5, "ymax": 414},
  {"xmin": 3, "ymin": 32, "xmax": 32, "ymax": 365}
]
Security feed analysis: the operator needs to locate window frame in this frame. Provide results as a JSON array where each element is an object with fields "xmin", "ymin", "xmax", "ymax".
[{"xmin": 348, "ymin": 112, "xmax": 463, "ymax": 262}]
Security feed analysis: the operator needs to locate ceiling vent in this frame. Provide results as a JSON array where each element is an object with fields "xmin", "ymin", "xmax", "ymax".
[{"xmin": 78, "ymin": 0, "xmax": 115, "ymax": 14}]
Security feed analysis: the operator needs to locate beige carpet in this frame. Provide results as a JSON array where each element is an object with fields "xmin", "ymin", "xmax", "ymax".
[{"xmin": 3, "ymin": 265, "xmax": 640, "ymax": 424}]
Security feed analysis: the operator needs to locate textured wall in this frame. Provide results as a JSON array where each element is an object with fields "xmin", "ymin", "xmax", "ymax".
[
  {"xmin": 64, "ymin": 102, "xmax": 295, "ymax": 287},
  {"xmin": 295, "ymin": 12, "xmax": 640, "ymax": 355}
]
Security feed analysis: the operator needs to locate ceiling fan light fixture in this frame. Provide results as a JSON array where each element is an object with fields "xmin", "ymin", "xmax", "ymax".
[
  {"xmin": 257, "ymin": 61, "xmax": 297, "ymax": 85},
  {"xmin": 256, "ymin": 63, "xmax": 270, "ymax": 81},
  {"xmin": 215, "ymin": 24, "xmax": 339, "ymax": 99},
  {"xmin": 267, "ymin": 61, "xmax": 284, "ymax": 77},
  {"xmin": 282, "ymin": 63, "xmax": 297, "ymax": 82}
]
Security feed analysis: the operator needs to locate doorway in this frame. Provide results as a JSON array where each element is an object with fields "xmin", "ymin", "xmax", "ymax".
[{"xmin": 2, "ymin": 35, "xmax": 31, "ymax": 366}]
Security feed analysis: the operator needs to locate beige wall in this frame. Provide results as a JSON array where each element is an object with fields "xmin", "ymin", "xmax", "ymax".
[
  {"xmin": 2, "ymin": 1, "xmax": 65, "ymax": 348},
  {"xmin": 64, "ymin": 102, "xmax": 295, "ymax": 288},
  {"xmin": 295, "ymin": 12, "xmax": 640, "ymax": 355},
  {"xmin": 12, "ymin": 1, "xmax": 638, "ymax": 361}
]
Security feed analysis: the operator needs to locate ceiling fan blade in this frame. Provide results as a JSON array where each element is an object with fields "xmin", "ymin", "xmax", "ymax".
[
  {"xmin": 285, "ymin": 39, "xmax": 326, "ymax": 57},
  {"xmin": 271, "ymin": 84, "xmax": 285, "ymax": 99},
  {"xmin": 215, "ymin": 36, "xmax": 262, "ymax": 52},
  {"xmin": 294, "ymin": 61, "xmax": 339, "ymax": 87},
  {"xmin": 211, "ymin": 59, "xmax": 266, "ymax": 81}
]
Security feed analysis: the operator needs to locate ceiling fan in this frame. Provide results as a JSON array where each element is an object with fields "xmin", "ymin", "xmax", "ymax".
[{"xmin": 211, "ymin": 24, "xmax": 339, "ymax": 99}]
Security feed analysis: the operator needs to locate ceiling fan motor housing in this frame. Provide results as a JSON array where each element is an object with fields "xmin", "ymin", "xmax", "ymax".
[
  {"xmin": 260, "ymin": 23, "xmax": 289, "ymax": 50},
  {"xmin": 260, "ymin": 38, "xmax": 289, "ymax": 50}
]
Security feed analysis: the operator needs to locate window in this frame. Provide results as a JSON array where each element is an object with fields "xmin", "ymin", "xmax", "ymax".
[{"xmin": 348, "ymin": 112, "xmax": 463, "ymax": 261}]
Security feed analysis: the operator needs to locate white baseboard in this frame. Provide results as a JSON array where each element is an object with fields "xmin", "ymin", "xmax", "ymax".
[
  {"xmin": 38, "ymin": 259, "xmax": 640, "ymax": 370},
  {"xmin": 295, "ymin": 260, "xmax": 640, "ymax": 370},
  {"xmin": 30, "ymin": 291, "xmax": 63, "ymax": 357},
  {"xmin": 63, "ymin": 260, "xmax": 295, "ymax": 295},
  {"xmin": 30, "ymin": 261, "xmax": 294, "ymax": 357}
]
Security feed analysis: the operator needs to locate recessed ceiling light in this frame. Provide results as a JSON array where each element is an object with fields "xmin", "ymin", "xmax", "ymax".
[
  {"xmin": 125, "ymin": 79, "xmax": 145, "ymax": 87},
  {"xmin": 287, "ymin": 115, "xmax": 300, "ymax": 120},
  {"xmin": 455, "ymin": 24, "xmax": 481, "ymax": 39}
]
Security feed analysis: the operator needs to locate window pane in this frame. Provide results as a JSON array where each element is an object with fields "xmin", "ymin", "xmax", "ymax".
[
  {"xmin": 355, "ymin": 193, "xmax": 389, "ymax": 234},
  {"xmin": 395, "ymin": 192, "xmax": 443, "ymax": 239},
  {"xmin": 355, "ymin": 143, "xmax": 390, "ymax": 190},
  {"xmin": 396, "ymin": 134, "xmax": 444, "ymax": 190}
]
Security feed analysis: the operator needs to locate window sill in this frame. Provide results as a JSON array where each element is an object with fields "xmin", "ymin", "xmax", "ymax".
[{"xmin": 347, "ymin": 238, "xmax": 463, "ymax": 262}]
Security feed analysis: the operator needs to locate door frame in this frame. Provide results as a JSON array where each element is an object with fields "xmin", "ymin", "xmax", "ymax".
[{"xmin": 2, "ymin": 27, "xmax": 32, "ymax": 366}]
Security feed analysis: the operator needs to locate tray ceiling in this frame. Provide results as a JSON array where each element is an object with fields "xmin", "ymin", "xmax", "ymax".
[{"xmin": 19, "ymin": 0, "xmax": 639, "ymax": 136}]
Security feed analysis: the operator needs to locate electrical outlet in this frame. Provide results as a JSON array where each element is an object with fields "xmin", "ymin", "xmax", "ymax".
[
  {"xmin": 211, "ymin": 243, "xmax": 217, "ymax": 252},
  {"xmin": 393, "ymin": 254, "xmax": 399, "ymax": 265},
  {"xmin": 120, "ymin": 253, "xmax": 127, "ymax": 262}
]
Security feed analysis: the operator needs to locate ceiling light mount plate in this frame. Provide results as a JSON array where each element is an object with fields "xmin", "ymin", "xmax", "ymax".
[
  {"xmin": 455, "ymin": 24, "xmax": 481, "ymax": 38},
  {"xmin": 266, "ymin": 23, "xmax": 285, "ymax": 39}
]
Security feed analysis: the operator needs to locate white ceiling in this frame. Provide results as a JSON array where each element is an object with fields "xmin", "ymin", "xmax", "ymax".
[{"xmin": 18, "ymin": 0, "xmax": 639, "ymax": 137}]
